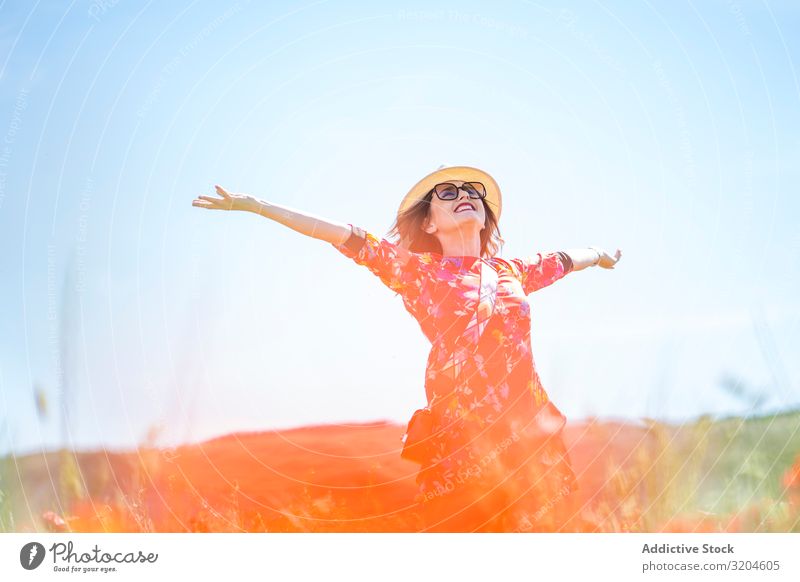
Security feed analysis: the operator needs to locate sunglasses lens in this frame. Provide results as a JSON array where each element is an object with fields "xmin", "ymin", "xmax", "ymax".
[
  {"xmin": 435, "ymin": 183, "xmax": 459, "ymax": 199},
  {"xmin": 464, "ymin": 182, "xmax": 486, "ymax": 198}
]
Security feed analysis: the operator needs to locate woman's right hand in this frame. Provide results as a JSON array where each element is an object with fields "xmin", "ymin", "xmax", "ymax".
[
  {"xmin": 192, "ymin": 185, "xmax": 254, "ymax": 212},
  {"xmin": 192, "ymin": 187, "xmax": 350, "ymax": 245}
]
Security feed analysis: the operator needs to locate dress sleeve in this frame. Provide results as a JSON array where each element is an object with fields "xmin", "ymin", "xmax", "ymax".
[
  {"xmin": 509, "ymin": 251, "xmax": 573, "ymax": 295},
  {"xmin": 331, "ymin": 223, "xmax": 421, "ymax": 298}
]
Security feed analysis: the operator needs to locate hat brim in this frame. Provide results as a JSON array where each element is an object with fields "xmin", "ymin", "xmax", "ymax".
[{"xmin": 398, "ymin": 165, "xmax": 502, "ymax": 221}]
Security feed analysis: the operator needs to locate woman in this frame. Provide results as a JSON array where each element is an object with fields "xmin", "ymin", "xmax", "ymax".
[{"xmin": 192, "ymin": 165, "xmax": 622, "ymax": 532}]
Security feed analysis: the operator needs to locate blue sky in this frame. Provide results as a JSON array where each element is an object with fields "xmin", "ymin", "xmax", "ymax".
[{"xmin": 1, "ymin": 0, "xmax": 798, "ymax": 456}]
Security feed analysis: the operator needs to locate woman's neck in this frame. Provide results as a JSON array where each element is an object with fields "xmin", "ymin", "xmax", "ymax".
[{"xmin": 438, "ymin": 235, "xmax": 482, "ymax": 258}]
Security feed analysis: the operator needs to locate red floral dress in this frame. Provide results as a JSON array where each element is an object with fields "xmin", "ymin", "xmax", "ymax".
[{"xmin": 332, "ymin": 224, "xmax": 580, "ymax": 532}]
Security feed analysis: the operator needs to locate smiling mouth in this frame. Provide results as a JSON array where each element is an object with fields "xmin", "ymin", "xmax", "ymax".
[{"xmin": 454, "ymin": 203, "xmax": 475, "ymax": 213}]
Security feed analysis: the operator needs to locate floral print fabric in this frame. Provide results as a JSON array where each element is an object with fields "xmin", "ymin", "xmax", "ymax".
[{"xmin": 332, "ymin": 224, "xmax": 579, "ymax": 531}]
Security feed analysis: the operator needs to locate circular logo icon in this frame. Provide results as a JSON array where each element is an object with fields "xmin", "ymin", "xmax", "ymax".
[{"xmin": 20, "ymin": 542, "xmax": 46, "ymax": 570}]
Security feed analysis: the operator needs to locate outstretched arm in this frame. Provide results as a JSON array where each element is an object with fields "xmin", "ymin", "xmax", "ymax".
[
  {"xmin": 564, "ymin": 246, "xmax": 622, "ymax": 271},
  {"xmin": 192, "ymin": 185, "xmax": 351, "ymax": 246}
]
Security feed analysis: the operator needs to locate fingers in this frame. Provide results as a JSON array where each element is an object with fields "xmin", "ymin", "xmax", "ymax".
[
  {"xmin": 592, "ymin": 247, "xmax": 622, "ymax": 269},
  {"xmin": 192, "ymin": 200, "xmax": 217, "ymax": 209},
  {"xmin": 192, "ymin": 199, "xmax": 226, "ymax": 210},
  {"xmin": 608, "ymin": 249, "xmax": 622, "ymax": 268},
  {"xmin": 192, "ymin": 186, "xmax": 234, "ymax": 211}
]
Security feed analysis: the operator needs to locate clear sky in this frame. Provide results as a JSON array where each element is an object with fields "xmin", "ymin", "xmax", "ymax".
[{"xmin": 1, "ymin": 0, "xmax": 798, "ymax": 456}]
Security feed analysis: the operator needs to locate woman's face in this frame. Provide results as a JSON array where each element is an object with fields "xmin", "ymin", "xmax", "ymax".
[{"xmin": 423, "ymin": 181, "xmax": 487, "ymax": 237}]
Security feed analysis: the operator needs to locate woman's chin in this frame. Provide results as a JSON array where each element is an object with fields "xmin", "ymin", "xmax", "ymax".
[{"xmin": 449, "ymin": 212, "xmax": 483, "ymax": 225}]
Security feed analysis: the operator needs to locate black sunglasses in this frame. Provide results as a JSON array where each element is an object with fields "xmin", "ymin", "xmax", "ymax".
[{"xmin": 430, "ymin": 182, "xmax": 487, "ymax": 201}]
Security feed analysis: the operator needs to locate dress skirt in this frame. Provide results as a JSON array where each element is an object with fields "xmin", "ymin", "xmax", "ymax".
[{"xmin": 414, "ymin": 416, "xmax": 581, "ymax": 533}]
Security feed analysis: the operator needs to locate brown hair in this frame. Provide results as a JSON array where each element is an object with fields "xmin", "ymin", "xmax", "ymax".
[{"xmin": 386, "ymin": 189, "xmax": 504, "ymax": 258}]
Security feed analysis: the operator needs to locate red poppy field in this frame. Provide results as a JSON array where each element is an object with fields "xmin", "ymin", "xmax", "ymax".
[{"xmin": 2, "ymin": 411, "xmax": 799, "ymax": 533}]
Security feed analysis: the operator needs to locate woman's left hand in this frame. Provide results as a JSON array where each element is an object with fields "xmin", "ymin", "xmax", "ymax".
[{"xmin": 594, "ymin": 247, "xmax": 622, "ymax": 269}]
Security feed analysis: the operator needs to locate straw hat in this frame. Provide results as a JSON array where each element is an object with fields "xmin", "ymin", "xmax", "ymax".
[{"xmin": 397, "ymin": 164, "xmax": 502, "ymax": 222}]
